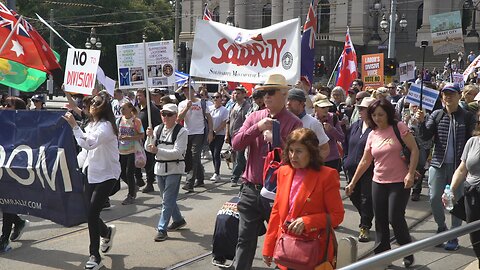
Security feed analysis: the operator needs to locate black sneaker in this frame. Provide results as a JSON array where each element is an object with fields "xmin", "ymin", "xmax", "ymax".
[
  {"xmin": 0, "ymin": 235, "xmax": 11, "ymax": 253},
  {"xmin": 167, "ymin": 219, "xmax": 187, "ymax": 231},
  {"xmin": 121, "ymin": 195, "xmax": 135, "ymax": 205},
  {"xmin": 182, "ymin": 184, "xmax": 194, "ymax": 193},
  {"xmin": 194, "ymin": 181, "xmax": 205, "ymax": 188},
  {"xmin": 136, "ymin": 178, "xmax": 146, "ymax": 188},
  {"xmin": 411, "ymin": 193, "xmax": 420, "ymax": 201},
  {"xmin": 10, "ymin": 219, "xmax": 29, "ymax": 241},
  {"xmin": 154, "ymin": 230, "xmax": 168, "ymax": 242},
  {"xmin": 102, "ymin": 199, "xmax": 112, "ymax": 210},
  {"xmin": 142, "ymin": 183, "xmax": 154, "ymax": 193}
]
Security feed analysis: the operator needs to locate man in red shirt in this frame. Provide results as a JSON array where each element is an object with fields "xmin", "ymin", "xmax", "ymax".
[{"xmin": 231, "ymin": 74, "xmax": 302, "ymax": 270}]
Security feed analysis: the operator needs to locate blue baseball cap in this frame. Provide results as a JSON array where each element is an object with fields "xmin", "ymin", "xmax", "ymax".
[{"xmin": 441, "ymin": 83, "xmax": 461, "ymax": 93}]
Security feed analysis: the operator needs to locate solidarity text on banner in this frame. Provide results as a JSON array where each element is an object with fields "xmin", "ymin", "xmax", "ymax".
[
  {"xmin": 0, "ymin": 111, "xmax": 87, "ymax": 227},
  {"xmin": 405, "ymin": 83, "xmax": 440, "ymax": 111},
  {"xmin": 190, "ymin": 19, "xmax": 301, "ymax": 84},
  {"xmin": 64, "ymin": 48, "xmax": 101, "ymax": 95}
]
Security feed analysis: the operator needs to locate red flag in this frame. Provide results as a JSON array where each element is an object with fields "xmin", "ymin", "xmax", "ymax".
[
  {"xmin": 203, "ymin": 4, "xmax": 213, "ymax": 21},
  {"xmin": 336, "ymin": 28, "xmax": 357, "ymax": 92},
  {"xmin": 0, "ymin": 3, "xmax": 60, "ymax": 73}
]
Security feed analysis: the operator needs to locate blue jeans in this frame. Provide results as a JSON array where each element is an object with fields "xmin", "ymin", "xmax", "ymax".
[
  {"xmin": 209, "ymin": 135, "xmax": 225, "ymax": 174},
  {"xmin": 156, "ymin": 174, "xmax": 183, "ymax": 232},
  {"xmin": 428, "ymin": 164, "xmax": 464, "ymax": 230},
  {"xmin": 231, "ymin": 150, "xmax": 246, "ymax": 182}
]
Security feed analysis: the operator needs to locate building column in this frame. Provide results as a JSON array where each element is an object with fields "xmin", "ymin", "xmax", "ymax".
[
  {"xmin": 415, "ymin": 0, "xmax": 436, "ymax": 46},
  {"xmin": 235, "ymin": 0, "xmax": 246, "ymax": 28},
  {"xmin": 271, "ymin": 0, "xmax": 283, "ymax": 24}
]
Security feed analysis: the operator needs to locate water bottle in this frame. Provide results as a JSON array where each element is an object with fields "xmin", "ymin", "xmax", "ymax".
[{"xmin": 444, "ymin": 185, "xmax": 454, "ymax": 211}]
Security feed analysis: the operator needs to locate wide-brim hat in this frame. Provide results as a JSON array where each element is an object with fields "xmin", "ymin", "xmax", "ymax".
[
  {"xmin": 357, "ymin": 97, "xmax": 376, "ymax": 108},
  {"xmin": 313, "ymin": 99, "xmax": 333, "ymax": 108},
  {"xmin": 255, "ymin": 74, "xmax": 291, "ymax": 90}
]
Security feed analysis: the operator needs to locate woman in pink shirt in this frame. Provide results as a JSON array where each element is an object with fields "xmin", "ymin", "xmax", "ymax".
[{"xmin": 345, "ymin": 99, "xmax": 419, "ymax": 268}]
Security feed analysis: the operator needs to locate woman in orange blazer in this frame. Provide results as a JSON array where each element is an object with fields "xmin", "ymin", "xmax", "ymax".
[{"xmin": 263, "ymin": 128, "xmax": 345, "ymax": 269}]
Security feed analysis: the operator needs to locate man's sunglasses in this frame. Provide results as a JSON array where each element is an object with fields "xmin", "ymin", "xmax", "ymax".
[
  {"xmin": 213, "ymin": 96, "xmax": 222, "ymax": 99},
  {"xmin": 264, "ymin": 89, "xmax": 279, "ymax": 96},
  {"xmin": 161, "ymin": 112, "xmax": 175, "ymax": 117}
]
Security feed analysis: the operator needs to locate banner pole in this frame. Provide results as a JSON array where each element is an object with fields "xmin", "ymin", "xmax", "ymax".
[
  {"xmin": 327, "ymin": 55, "xmax": 342, "ymax": 87},
  {"xmin": 143, "ymin": 34, "xmax": 152, "ymax": 130}
]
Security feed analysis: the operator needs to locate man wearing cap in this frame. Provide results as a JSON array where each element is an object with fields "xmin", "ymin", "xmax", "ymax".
[
  {"xmin": 417, "ymin": 83, "xmax": 477, "ymax": 251},
  {"xmin": 31, "ymin": 94, "xmax": 46, "ymax": 110},
  {"xmin": 286, "ymin": 88, "xmax": 330, "ymax": 159},
  {"xmin": 151, "ymin": 88, "xmax": 167, "ymax": 110},
  {"xmin": 177, "ymin": 84, "xmax": 214, "ymax": 192},
  {"xmin": 295, "ymin": 77, "xmax": 314, "ymax": 114},
  {"xmin": 145, "ymin": 103, "xmax": 188, "ymax": 241},
  {"xmin": 225, "ymin": 85, "xmax": 251, "ymax": 187},
  {"xmin": 231, "ymin": 74, "xmax": 302, "ymax": 270}
]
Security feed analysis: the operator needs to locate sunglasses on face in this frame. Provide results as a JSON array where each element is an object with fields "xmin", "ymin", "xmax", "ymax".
[
  {"xmin": 161, "ymin": 112, "xmax": 175, "ymax": 117},
  {"xmin": 91, "ymin": 99, "xmax": 102, "ymax": 107},
  {"xmin": 264, "ymin": 89, "xmax": 279, "ymax": 96},
  {"xmin": 213, "ymin": 96, "xmax": 222, "ymax": 99}
]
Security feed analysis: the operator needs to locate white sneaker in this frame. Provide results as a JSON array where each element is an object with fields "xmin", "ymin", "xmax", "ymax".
[
  {"xmin": 210, "ymin": 173, "xmax": 218, "ymax": 182},
  {"xmin": 84, "ymin": 255, "xmax": 103, "ymax": 270},
  {"xmin": 100, "ymin": 225, "xmax": 116, "ymax": 253}
]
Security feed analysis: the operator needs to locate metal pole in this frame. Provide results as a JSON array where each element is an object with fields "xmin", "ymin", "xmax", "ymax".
[
  {"xmin": 142, "ymin": 34, "xmax": 152, "ymax": 129},
  {"xmin": 448, "ymin": 53, "xmax": 453, "ymax": 82},
  {"xmin": 174, "ymin": 0, "xmax": 180, "ymax": 74},
  {"xmin": 387, "ymin": 0, "xmax": 396, "ymax": 59},
  {"xmin": 48, "ymin": 9, "xmax": 54, "ymax": 97},
  {"xmin": 419, "ymin": 45, "xmax": 426, "ymax": 110}
]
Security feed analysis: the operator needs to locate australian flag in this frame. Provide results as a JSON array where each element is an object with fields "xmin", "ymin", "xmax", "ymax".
[
  {"xmin": 203, "ymin": 3, "xmax": 213, "ymax": 21},
  {"xmin": 300, "ymin": 0, "xmax": 318, "ymax": 86}
]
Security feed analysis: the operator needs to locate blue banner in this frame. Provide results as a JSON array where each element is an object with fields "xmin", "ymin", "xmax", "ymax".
[{"xmin": 0, "ymin": 110, "xmax": 87, "ymax": 227}]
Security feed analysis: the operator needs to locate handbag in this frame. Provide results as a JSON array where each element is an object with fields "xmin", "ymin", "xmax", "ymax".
[
  {"xmin": 392, "ymin": 121, "xmax": 411, "ymax": 164},
  {"xmin": 273, "ymin": 215, "xmax": 336, "ymax": 270},
  {"xmin": 134, "ymin": 140, "xmax": 147, "ymax": 168}
]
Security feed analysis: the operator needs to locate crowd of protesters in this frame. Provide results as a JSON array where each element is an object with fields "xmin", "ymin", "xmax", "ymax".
[{"xmin": 1, "ymin": 61, "xmax": 480, "ymax": 269}]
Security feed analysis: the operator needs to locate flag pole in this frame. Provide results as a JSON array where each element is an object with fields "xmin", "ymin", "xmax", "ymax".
[
  {"xmin": 327, "ymin": 55, "xmax": 342, "ymax": 87},
  {"xmin": 142, "ymin": 34, "xmax": 152, "ymax": 129},
  {"xmin": 0, "ymin": 15, "xmax": 23, "ymax": 56}
]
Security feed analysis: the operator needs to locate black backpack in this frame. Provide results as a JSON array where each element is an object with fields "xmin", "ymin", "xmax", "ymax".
[{"xmin": 156, "ymin": 123, "xmax": 182, "ymax": 145}]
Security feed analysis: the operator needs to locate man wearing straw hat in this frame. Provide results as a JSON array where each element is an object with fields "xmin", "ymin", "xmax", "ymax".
[{"xmin": 231, "ymin": 74, "xmax": 302, "ymax": 270}]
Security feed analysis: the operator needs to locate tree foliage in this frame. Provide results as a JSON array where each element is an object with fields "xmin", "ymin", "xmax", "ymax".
[{"xmin": 16, "ymin": 0, "xmax": 175, "ymax": 79}]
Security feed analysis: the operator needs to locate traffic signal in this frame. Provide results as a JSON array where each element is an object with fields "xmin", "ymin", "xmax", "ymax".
[
  {"xmin": 314, "ymin": 60, "xmax": 326, "ymax": 76},
  {"xmin": 384, "ymin": 58, "xmax": 398, "ymax": 76}
]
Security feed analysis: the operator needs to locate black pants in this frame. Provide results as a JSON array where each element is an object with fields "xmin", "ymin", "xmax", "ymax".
[
  {"xmin": 372, "ymin": 181, "xmax": 412, "ymax": 254},
  {"xmin": 85, "ymin": 178, "xmax": 117, "ymax": 259},
  {"xmin": 120, "ymin": 153, "xmax": 136, "ymax": 197},
  {"xmin": 185, "ymin": 134, "xmax": 205, "ymax": 187},
  {"xmin": 2, "ymin": 213, "xmax": 23, "ymax": 239},
  {"xmin": 347, "ymin": 169, "xmax": 374, "ymax": 229},
  {"xmin": 209, "ymin": 135, "xmax": 225, "ymax": 175},
  {"xmin": 464, "ymin": 182, "xmax": 480, "ymax": 261},
  {"xmin": 134, "ymin": 151, "xmax": 156, "ymax": 185},
  {"xmin": 324, "ymin": 159, "xmax": 341, "ymax": 173},
  {"xmin": 234, "ymin": 183, "xmax": 270, "ymax": 270}
]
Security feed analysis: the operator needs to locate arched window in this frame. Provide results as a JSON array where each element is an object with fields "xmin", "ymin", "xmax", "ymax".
[
  {"xmin": 317, "ymin": 0, "xmax": 330, "ymax": 33},
  {"xmin": 262, "ymin": 3, "xmax": 272, "ymax": 27},
  {"xmin": 213, "ymin": 6, "xmax": 220, "ymax": 22},
  {"xmin": 416, "ymin": 3, "xmax": 423, "ymax": 30}
]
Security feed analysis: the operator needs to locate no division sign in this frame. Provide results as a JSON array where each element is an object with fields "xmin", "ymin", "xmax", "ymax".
[{"xmin": 64, "ymin": 48, "xmax": 101, "ymax": 95}]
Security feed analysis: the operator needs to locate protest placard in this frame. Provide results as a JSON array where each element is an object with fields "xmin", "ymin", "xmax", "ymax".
[
  {"xmin": 399, "ymin": 61, "xmax": 415, "ymax": 82},
  {"xmin": 190, "ymin": 19, "xmax": 300, "ymax": 84},
  {"xmin": 361, "ymin": 53, "xmax": 384, "ymax": 88},
  {"xmin": 116, "ymin": 40, "xmax": 175, "ymax": 89},
  {"xmin": 452, "ymin": 73, "xmax": 465, "ymax": 89},
  {"xmin": 64, "ymin": 48, "xmax": 100, "ymax": 95},
  {"xmin": 429, "ymin": 11, "xmax": 464, "ymax": 56},
  {"xmin": 405, "ymin": 83, "xmax": 440, "ymax": 111}
]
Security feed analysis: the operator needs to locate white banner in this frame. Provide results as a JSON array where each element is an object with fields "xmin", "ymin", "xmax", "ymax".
[
  {"xmin": 405, "ymin": 83, "xmax": 440, "ymax": 111},
  {"xmin": 463, "ymin": 55, "xmax": 480, "ymax": 82},
  {"xmin": 64, "ymin": 48, "xmax": 100, "ymax": 95},
  {"xmin": 190, "ymin": 19, "xmax": 301, "ymax": 84},
  {"xmin": 452, "ymin": 73, "xmax": 465, "ymax": 89},
  {"xmin": 399, "ymin": 61, "xmax": 415, "ymax": 82},
  {"xmin": 116, "ymin": 40, "xmax": 175, "ymax": 89}
]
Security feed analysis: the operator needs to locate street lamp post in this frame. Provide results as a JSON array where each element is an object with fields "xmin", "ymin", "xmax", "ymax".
[
  {"xmin": 369, "ymin": 0, "xmax": 384, "ymax": 42},
  {"xmin": 467, "ymin": 0, "xmax": 480, "ymax": 37},
  {"xmin": 85, "ymin": 27, "xmax": 102, "ymax": 49},
  {"xmin": 387, "ymin": 0, "xmax": 397, "ymax": 59}
]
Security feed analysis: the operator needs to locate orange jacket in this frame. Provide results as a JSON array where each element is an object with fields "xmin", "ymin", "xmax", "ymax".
[{"xmin": 262, "ymin": 165, "xmax": 345, "ymax": 269}]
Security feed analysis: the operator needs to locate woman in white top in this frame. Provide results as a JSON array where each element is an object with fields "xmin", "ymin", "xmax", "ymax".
[
  {"xmin": 63, "ymin": 91, "xmax": 121, "ymax": 270},
  {"xmin": 208, "ymin": 93, "xmax": 229, "ymax": 182}
]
